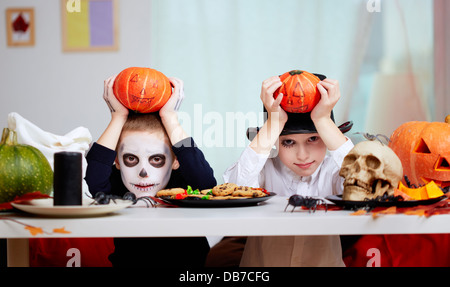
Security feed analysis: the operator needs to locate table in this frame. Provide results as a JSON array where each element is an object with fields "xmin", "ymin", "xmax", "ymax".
[{"xmin": 2, "ymin": 196, "xmax": 450, "ymax": 266}]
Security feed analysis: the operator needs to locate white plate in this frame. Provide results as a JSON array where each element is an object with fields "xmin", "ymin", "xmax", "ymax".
[{"xmin": 11, "ymin": 198, "xmax": 133, "ymax": 217}]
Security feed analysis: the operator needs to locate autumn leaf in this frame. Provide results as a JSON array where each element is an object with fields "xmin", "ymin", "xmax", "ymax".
[
  {"xmin": 25, "ymin": 225, "xmax": 44, "ymax": 236},
  {"xmin": 53, "ymin": 227, "xmax": 71, "ymax": 234},
  {"xmin": 404, "ymin": 209, "xmax": 426, "ymax": 217},
  {"xmin": 350, "ymin": 209, "xmax": 367, "ymax": 216},
  {"xmin": 372, "ymin": 206, "xmax": 397, "ymax": 218},
  {"xmin": 0, "ymin": 191, "xmax": 51, "ymax": 211}
]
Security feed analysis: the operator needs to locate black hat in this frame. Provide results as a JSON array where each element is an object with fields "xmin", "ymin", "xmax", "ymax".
[{"xmin": 246, "ymin": 73, "xmax": 353, "ymax": 140}]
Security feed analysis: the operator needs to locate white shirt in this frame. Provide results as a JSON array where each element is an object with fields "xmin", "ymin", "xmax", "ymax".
[
  {"xmin": 223, "ymin": 138, "xmax": 354, "ymax": 267},
  {"xmin": 224, "ymin": 137, "xmax": 354, "ymax": 197}
]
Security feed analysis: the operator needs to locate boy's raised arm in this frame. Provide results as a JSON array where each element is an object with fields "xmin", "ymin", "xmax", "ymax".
[
  {"xmin": 249, "ymin": 76, "xmax": 288, "ymax": 155},
  {"xmin": 159, "ymin": 77, "xmax": 189, "ymax": 146},
  {"xmin": 311, "ymin": 79, "xmax": 347, "ymax": 151},
  {"xmin": 97, "ymin": 75, "xmax": 129, "ymax": 150}
]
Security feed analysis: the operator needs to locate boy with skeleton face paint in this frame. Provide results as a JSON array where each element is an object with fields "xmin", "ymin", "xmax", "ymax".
[
  {"xmin": 85, "ymin": 75, "xmax": 216, "ymax": 267},
  {"xmin": 115, "ymin": 114, "xmax": 178, "ymax": 199}
]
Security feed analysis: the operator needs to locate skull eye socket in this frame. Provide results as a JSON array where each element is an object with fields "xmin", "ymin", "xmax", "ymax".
[
  {"xmin": 365, "ymin": 155, "xmax": 381, "ymax": 169},
  {"xmin": 342, "ymin": 154, "xmax": 357, "ymax": 166}
]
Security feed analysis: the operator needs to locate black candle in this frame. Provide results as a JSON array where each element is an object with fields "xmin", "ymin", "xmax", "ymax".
[{"xmin": 53, "ymin": 151, "xmax": 82, "ymax": 206}]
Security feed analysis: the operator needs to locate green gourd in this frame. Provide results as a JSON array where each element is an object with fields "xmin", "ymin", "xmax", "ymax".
[{"xmin": 0, "ymin": 128, "xmax": 53, "ymax": 203}]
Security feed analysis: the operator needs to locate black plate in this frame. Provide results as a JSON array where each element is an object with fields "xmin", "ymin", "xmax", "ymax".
[
  {"xmin": 325, "ymin": 194, "xmax": 447, "ymax": 210},
  {"xmin": 158, "ymin": 193, "xmax": 276, "ymax": 208}
]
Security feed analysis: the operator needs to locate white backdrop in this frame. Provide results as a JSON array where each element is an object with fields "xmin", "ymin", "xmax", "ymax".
[
  {"xmin": 0, "ymin": 0, "xmax": 153, "ymax": 140},
  {"xmin": 149, "ymin": 0, "xmax": 376, "ymax": 181}
]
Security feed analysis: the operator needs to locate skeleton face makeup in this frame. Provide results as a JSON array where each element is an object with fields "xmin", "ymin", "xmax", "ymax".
[{"xmin": 117, "ymin": 131, "xmax": 176, "ymax": 197}]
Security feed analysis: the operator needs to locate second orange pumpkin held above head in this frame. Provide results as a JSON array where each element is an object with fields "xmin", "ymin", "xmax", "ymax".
[{"xmin": 274, "ymin": 70, "xmax": 321, "ymax": 113}]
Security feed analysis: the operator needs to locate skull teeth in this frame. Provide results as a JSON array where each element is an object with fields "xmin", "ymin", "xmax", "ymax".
[{"xmin": 344, "ymin": 178, "xmax": 371, "ymax": 192}]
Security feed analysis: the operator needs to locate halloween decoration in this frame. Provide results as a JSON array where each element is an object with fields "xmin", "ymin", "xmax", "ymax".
[
  {"xmin": 53, "ymin": 152, "xmax": 82, "ymax": 206},
  {"xmin": 274, "ymin": 70, "xmax": 321, "ymax": 113},
  {"xmin": 89, "ymin": 191, "xmax": 157, "ymax": 207},
  {"xmin": 397, "ymin": 180, "xmax": 444, "ymax": 201},
  {"xmin": 0, "ymin": 128, "xmax": 53, "ymax": 203},
  {"xmin": 113, "ymin": 67, "xmax": 172, "ymax": 113},
  {"xmin": 389, "ymin": 116, "xmax": 450, "ymax": 189},
  {"xmin": 340, "ymin": 139, "xmax": 403, "ymax": 201},
  {"xmin": 12, "ymin": 13, "xmax": 29, "ymax": 33},
  {"xmin": 284, "ymin": 194, "xmax": 328, "ymax": 213}
]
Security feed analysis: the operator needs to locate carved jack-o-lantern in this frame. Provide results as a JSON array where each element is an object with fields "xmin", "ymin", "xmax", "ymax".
[
  {"xmin": 273, "ymin": 70, "xmax": 321, "ymax": 113},
  {"xmin": 389, "ymin": 116, "xmax": 450, "ymax": 189},
  {"xmin": 113, "ymin": 67, "xmax": 172, "ymax": 113}
]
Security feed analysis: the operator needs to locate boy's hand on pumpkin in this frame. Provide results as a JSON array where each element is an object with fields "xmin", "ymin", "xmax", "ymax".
[
  {"xmin": 160, "ymin": 77, "xmax": 184, "ymax": 118},
  {"xmin": 160, "ymin": 77, "xmax": 189, "ymax": 144},
  {"xmin": 311, "ymin": 79, "xmax": 347, "ymax": 150},
  {"xmin": 311, "ymin": 79, "xmax": 340, "ymax": 122},
  {"xmin": 103, "ymin": 75, "xmax": 128, "ymax": 119},
  {"xmin": 261, "ymin": 76, "xmax": 288, "ymax": 125}
]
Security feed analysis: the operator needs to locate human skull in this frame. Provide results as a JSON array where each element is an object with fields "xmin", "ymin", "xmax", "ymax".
[{"xmin": 340, "ymin": 140, "xmax": 403, "ymax": 201}]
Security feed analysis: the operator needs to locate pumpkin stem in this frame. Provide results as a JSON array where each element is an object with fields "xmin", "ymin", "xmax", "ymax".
[
  {"xmin": 289, "ymin": 70, "xmax": 304, "ymax": 76},
  {"xmin": 445, "ymin": 115, "xmax": 449, "ymax": 124},
  {"xmin": 1, "ymin": 128, "xmax": 17, "ymax": 146}
]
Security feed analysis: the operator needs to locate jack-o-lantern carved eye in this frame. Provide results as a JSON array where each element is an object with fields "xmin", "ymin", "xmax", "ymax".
[
  {"xmin": 414, "ymin": 138, "xmax": 431, "ymax": 154},
  {"xmin": 436, "ymin": 157, "xmax": 450, "ymax": 171}
]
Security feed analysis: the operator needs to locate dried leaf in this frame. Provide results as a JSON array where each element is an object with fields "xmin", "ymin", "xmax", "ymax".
[
  {"xmin": 404, "ymin": 209, "xmax": 426, "ymax": 216},
  {"xmin": 350, "ymin": 209, "xmax": 367, "ymax": 216},
  {"xmin": 0, "ymin": 191, "xmax": 51, "ymax": 211},
  {"xmin": 53, "ymin": 227, "xmax": 71, "ymax": 234},
  {"xmin": 372, "ymin": 206, "xmax": 397, "ymax": 218},
  {"xmin": 25, "ymin": 225, "xmax": 43, "ymax": 236}
]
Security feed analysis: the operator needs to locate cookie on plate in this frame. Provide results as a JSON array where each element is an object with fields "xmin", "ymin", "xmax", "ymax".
[
  {"xmin": 212, "ymin": 183, "xmax": 238, "ymax": 196},
  {"xmin": 156, "ymin": 188, "xmax": 186, "ymax": 197},
  {"xmin": 210, "ymin": 195, "xmax": 242, "ymax": 200},
  {"xmin": 232, "ymin": 186, "xmax": 267, "ymax": 198}
]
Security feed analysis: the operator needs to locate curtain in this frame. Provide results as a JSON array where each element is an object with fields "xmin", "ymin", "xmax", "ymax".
[
  {"xmin": 150, "ymin": 0, "xmax": 372, "ymax": 180},
  {"xmin": 364, "ymin": 0, "xmax": 434, "ymax": 136},
  {"xmin": 434, "ymin": 0, "xmax": 450, "ymax": 122},
  {"xmin": 149, "ymin": 0, "xmax": 433, "ymax": 181}
]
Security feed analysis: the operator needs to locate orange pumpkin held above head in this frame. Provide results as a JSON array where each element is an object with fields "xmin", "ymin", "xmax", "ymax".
[
  {"xmin": 113, "ymin": 67, "xmax": 172, "ymax": 113},
  {"xmin": 274, "ymin": 70, "xmax": 321, "ymax": 113},
  {"xmin": 389, "ymin": 116, "xmax": 450, "ymax": 189}
]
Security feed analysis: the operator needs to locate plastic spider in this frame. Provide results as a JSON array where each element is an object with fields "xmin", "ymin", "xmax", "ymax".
[
  {"xmin": 89, "ymin": 192, "xmax": 157, "ymax": 207},
  {"xmin": 284, "ymin": 194, "xmax": 328, "ymax": 213},
  {"xmin": 355, "ymin": 132, "xmax": 390, "ymax": 145}
]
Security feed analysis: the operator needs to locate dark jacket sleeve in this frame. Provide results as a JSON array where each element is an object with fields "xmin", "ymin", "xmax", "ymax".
[
  {"xmin": 169, "ymin": 137, "xmax": 217, "ymax": 190},
  {"xmin": 85, "ymin": 138, "xmax": 217, "ymax": 196},
  {"xmin": 85, "ymin": 142, "xmax": 118, "ymax": 197}
]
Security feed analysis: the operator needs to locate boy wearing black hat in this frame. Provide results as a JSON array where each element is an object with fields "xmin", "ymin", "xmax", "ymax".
[{"xmin": 223, "ymin": 75, "xmax": 354, "ymax": 267}]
